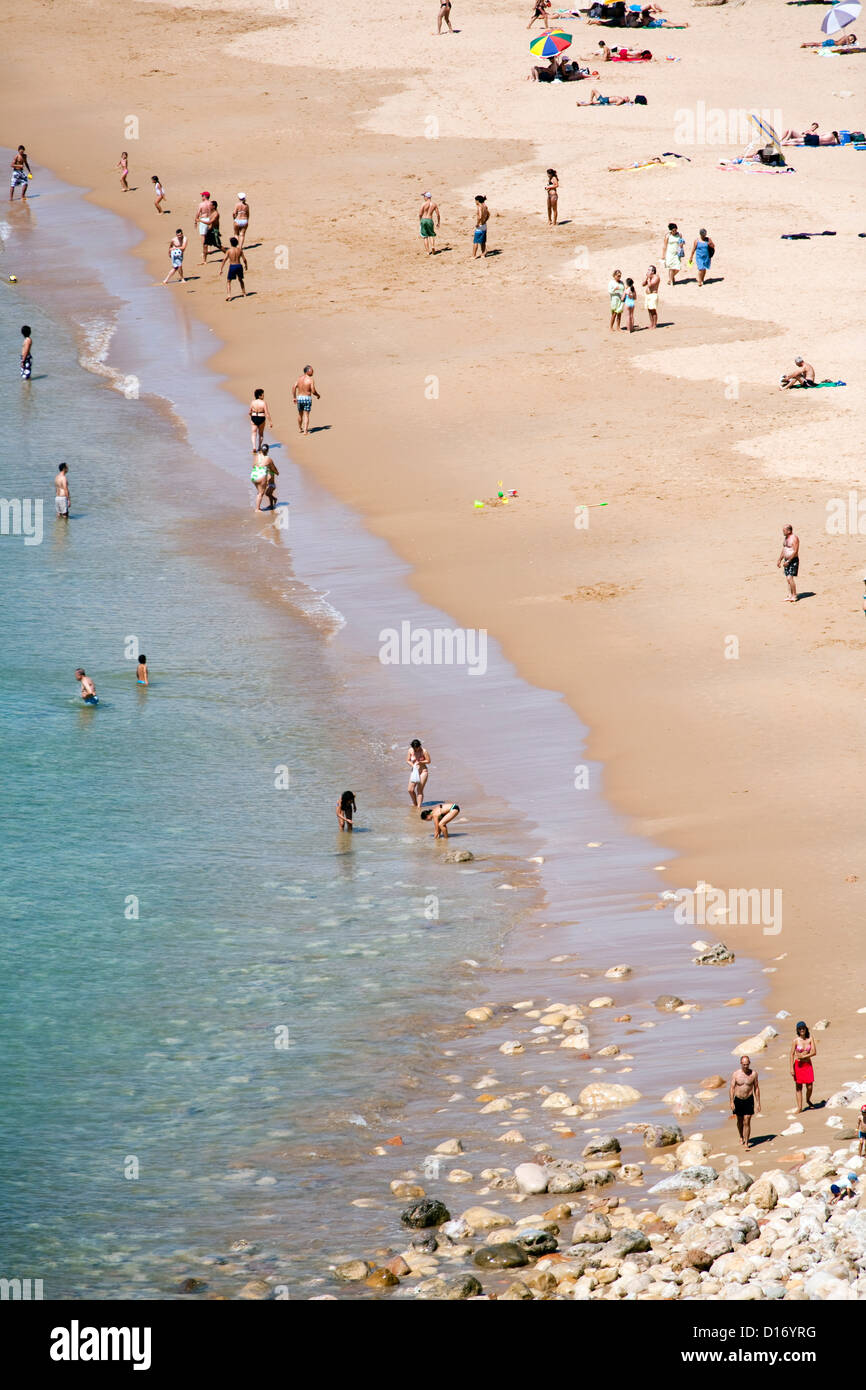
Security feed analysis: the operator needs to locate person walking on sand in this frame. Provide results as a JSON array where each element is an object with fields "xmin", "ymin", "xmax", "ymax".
[
  {"xmin": 195, "ymin": 191, "xmax": 214, "ymax": 262},
  {"xmin": 642, "ymin": 264, "xmax": 659, "ymax": 328},
  {"xmin": 729, "ymin": 1055, "xmax": 761, "ymax": 1149},
  {"xmin": 420, "ymin": 801, "xmax": 461, "ymax": 838},
  {"xmin": 249, "ymin": 387, "xmax": 273, "ymax": 455},
  {"xmin": 790, "ymin": 1021, "xmax": 817, "ymax": 1111},
  {"xmin": 780, "ymin": 355, "xmax": 816, "ymax": 389},
  {"xmin": 117, "ymin": 151, "xmax": 129, "ymax": 192},
  {"xmin": 54, "ymin": 462, "xmax": 70, "ymax": 519},
  {"xmin": 777, "ymin": 524, "xmax": 799, "ymax": 602},
  {"xmin": 20, "ymin": 324, "xmax": 33, "ymax": 380},
  {"xmin": 472, "ymin": 195, "xmax": 489, "ymax": 259},
  {"xmin": 545, "ymin": 169, "xmax": 559, "ymax": 226},
  {"xmin": 662, "ymin": 221, "xmax": 684, "ymax": 285},
  {"xmin": 407, "ymin": 738, "xmax": 431, "ymax": 809},
  {"xmin": 608, "ymin": 269, "xmax": 625, "ymax": 330},
  {"xmin": 858, "ymin": 1104, "xmax": 866, "ymax": 1158},
  {"xmin": 152, "ymin": 175, "xmax": 166, "ymax": 214},
  {"xmin": 689, "ymin": 227, "xmax": 714, "ymax": 286},
  {"xmin": 136, "ymin": 654, "xmax": 149, "ymax": 686},
  {"xmin": 419, "ymin": 193, "xmax": 440, "ymax": 255},
  {"xmin": 10, "ymin": 146, "xmax": 31, "ymax": 201},
  {"xmin": 75, "ymin": 668, "xmax": 99, "ymax": 705},
  {"xmin": 293, "ymin": 365, "xmax": 320, "ymax": 435},
  {"xmin": 436, "ymin": 0, "xmax": 453, "ymax": 34},
  {"xmin": 528, "ymin": 0, "xmax": 551, "ymax": 28},
  {"xmin": 163, "ymin": 229, "xmax": 188, "ymax": 284},
  {"xmin": 220, "ymin": 238, "xmax": 247, "ymax": 301},
  {"xmin": 337, "ymin": 790, "xmax": 356, "ymax": 831},
  {"xmin": 251, "ymin": 446, "xmax": 270, "ymax": 511},
  {"xmin": 233, "ymin": 193, "xmax": 250, "ymax": 248}
]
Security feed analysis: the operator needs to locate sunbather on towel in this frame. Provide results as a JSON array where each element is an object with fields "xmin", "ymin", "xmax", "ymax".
[
  {"xmin": 576, "ymin": 87, "xmax": 645, "ymax": 104},
  {"xmin": 801, "ymin": 31, "xmax": 856, "ymax": 49},
  {"xmin": 780, "ymin": 356, "xmax": 816, "ymax": 389}
]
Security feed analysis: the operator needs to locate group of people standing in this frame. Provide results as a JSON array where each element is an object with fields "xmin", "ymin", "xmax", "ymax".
[
  {"xmin": 607, "ymin": 221, "xmax": 716, "ymax": 331},
  {"xmin": 418, "ymin": 192, "xmax": 491, "ymax": 257},
  {"xmin": 335, "ymin": 739, "xmax": 462, "ymax": 838},
  {"xmin": 247, "ymin": 368, "xmax": 323, "ymax": 510},
  {"xmin": 139, "ymin": 167, "xmax": 252, "ymax": 299}
]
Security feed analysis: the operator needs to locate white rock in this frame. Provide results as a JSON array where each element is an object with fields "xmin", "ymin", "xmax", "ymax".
[
  {"xmin": 540, "ymin": 1092, "xmax": 573, "ymax": 1110},
  {"xmin": 435, "ymin": 1138, "xmax": 464, "ymax": 1155},
  {"xmin": 589, "ymin": 996, "xmax": 614, "ymax": 1009},
  {"xmin": 781, "ymin": 1121, "xmax": 805, "ymax": 1136},
  {"xmin": 578, "ymin": 1082, "xmax": 642, "ymax": 1109},
  {"xmin": 560, "ymin": 1032, "xmax": 591, "ymax": 1051},
  {"xmin": 731, "ymin": 1025, "xmax": 778, "ymax": 1057},
  {"xmin": 499, "ymin": 1041, "xmax": 524, "ymax": 1056},
  {"xmin": 604, "ymin": 965, "xmax": 632, "ymax": 980},
  {"xmin": 480, "ymin": 1098, "xmax": 511, "ymax": 1114},
  {"xmin": 814, "ymin": 1019, "xmax": 830, "ymax": 1031},
  {"xmin": 465, "ymin": 1006, "xmax": 493, "ymax": 1023},
  {"xmin": 662, "ymin": 1086, "xmax": 703, "ymax": 1118},
  {"xmin": 514, "ymin": 1162, "xmax": 549, "ymax": 1195},
  {"xmin": 804, "ymin": 1270, "xmax": 853, "ymax": 1300}
]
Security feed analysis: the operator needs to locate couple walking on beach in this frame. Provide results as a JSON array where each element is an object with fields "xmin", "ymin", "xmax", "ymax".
[
  {"xmin": 663, "ymin": 221, "xmax": 715, "ymax": 287},
  {"xmin": 729, "ymin": 1021, "xmax": 826, "ymax": 1151}
]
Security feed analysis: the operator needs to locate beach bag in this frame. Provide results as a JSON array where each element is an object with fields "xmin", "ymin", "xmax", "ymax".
[{"xmin": 634, "ymin": 94, "xmax": 647, "ymax": 104}]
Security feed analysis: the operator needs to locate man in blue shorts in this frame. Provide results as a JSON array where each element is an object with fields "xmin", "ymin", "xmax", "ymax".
[{"xmin": 472, "ymin": 195, "xmax": 489, "ymax": 260}]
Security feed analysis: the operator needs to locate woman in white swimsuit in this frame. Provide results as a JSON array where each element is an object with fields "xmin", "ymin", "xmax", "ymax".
[
  {"xmin": 407, "ymin": 738, "xmax": 431, "ymax": 808},
  {"xmin": 233, "ymin": 194, "xmax": 250, "ymax": 248}
]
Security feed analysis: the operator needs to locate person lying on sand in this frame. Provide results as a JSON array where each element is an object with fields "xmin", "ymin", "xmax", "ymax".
[
  {"xmin": 576, "ymin": 88, "xmax": 646, "ymax": 104},
  {"xmin": 596, "ymin": 40, "xmax": 652, "ymax": 59},
  {"xmin": 801, "ymin": 31, "xmax": 856, "ymax": 48}
]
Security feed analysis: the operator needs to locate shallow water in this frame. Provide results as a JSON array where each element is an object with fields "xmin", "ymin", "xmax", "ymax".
[{"xmin": 0, "ymin": 161, "xmax": 764, "ymax": 1299}]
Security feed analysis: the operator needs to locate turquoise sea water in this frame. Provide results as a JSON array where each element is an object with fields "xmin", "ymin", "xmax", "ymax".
[{"xmin": 0, "ymin": 165, "xmax": 762, "ymax": 1300}]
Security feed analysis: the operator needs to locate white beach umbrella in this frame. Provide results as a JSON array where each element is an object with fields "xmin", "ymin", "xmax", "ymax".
[{"xmin": 822, "ymin": 1, "xmax": 861, "ymax": 35}]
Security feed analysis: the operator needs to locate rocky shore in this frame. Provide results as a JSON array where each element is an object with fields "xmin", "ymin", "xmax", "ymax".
[{"xmin": 326, "ymin": 1135, "xmax": 866, "ymax": 1301}]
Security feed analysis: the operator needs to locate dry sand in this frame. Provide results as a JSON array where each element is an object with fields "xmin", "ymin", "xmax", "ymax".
[{"xmin": 5, "ymin": 0, "xmax": 866, "ymax": 1166}]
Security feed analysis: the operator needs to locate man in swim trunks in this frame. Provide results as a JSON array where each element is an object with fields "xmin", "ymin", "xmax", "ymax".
[
  {"xmin": 75, "ymin": 668, "xmax": 99, "ymax": 705},
  {"xmin": 779, "ymin": 355, "xmax": 815, "ymax": 389},
  {"xmin": 576, "ymin": 89, "xmax": 636, "ymax": 105},
  {"xmin": 54, "ymin": 462, "xmax": 70, "ymax": 520},
  {"xmin": 419, "ymin": 192, "xmax": 440, "ymax": 255},
  {"xmin": 472, "ymin": 195, "xmax": 489, "ymax": 259},
  {"xmin": 729, "ymin": 1055, "xmax": 761, "ymax": 1149},
  {"xmin": 219, "ymin": 237, "xmax": 248, "ymax": 301},
  {"xmin": 10, "ymin": 146, "xmax": 31, "ymax": 201},
  {"xmin": 195, "ymin": 191, "xmax": 215, "ymax": 263},
  {"xmin": 293, "ymin": 365, "xmax": 320, "ymax": 435},
  {"xmin": 20, "ymin": 324, "xmax": 32, "ymax": 380},
  {"xmin": 642, "ymin": 264, "xmax": 659, "ymax": 328},
  {"xmin": 233, "ymin": 194, "xmax": 250, "ymax": 248},
  {"xmin": 777, "ymin": 524, "xmax": 800, "ymax": 602}
]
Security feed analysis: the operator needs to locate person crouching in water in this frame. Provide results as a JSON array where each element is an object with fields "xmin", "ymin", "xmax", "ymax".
[
  {"xmin": 337, "ymin": 790, "xmax": 356, "ymax": 831},
  {"xmin": 420, "ymin": 801, "xmax": 460, "ymax": 838}
]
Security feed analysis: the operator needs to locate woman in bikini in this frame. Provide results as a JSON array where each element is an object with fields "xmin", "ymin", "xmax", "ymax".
[
  {"xmin": 790, "ymin": 1021, "xmax": 817, "ymax": 1112},
  {"xmin": 407, "ymin": 738, "xmax": 431, "ymax": 809},
  {"xmin": 233, "ymin": 194, "xmax": 250, "ymax": 248},
  {"xmin": 545, "ymin": 169, "xmax": 559, "ymax": 225},
  {"xmin": 420, "ymin": 801, "xmax": 460, "ymax": 838},
  {"xmin": 251, "ymin": 446, "xmax": 270, "ymax": 511},
  {"xmin": 528, "ymin": 0, "xmax": 551, "ymax": 28},
  {"xmin": 249, "ymin": 387, "xmax": 273, "ymax": 454},
  {"xmin": 336, "ymin": 791, "xmax": 356, "ymax": 831},
  {"xmin": 118, "ymin": 152, "xmax": 129, "ymax": 192}
]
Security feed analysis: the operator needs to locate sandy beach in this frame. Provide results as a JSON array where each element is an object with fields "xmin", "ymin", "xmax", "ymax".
[{"xmin": 5, "ymin": 0, "xmax": 866, "ymax": 1282}]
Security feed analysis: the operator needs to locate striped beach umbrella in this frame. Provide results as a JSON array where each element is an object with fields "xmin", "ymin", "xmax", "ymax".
[
  {"xmin": 822, "ymin": 1, "xmax": 861, "ymax": 34},
  {"xmin": 530, "ymin": 30, "xmax": 573, "ymax": 58}
]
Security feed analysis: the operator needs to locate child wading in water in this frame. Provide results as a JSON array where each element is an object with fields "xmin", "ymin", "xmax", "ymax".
[
  {"xmin": 336, "ymin": 791, "xmax": 356, "ymax": 831},
  {"xmin": 136, "ymin": 655, "xmax": 149, "ymax": 686}
]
